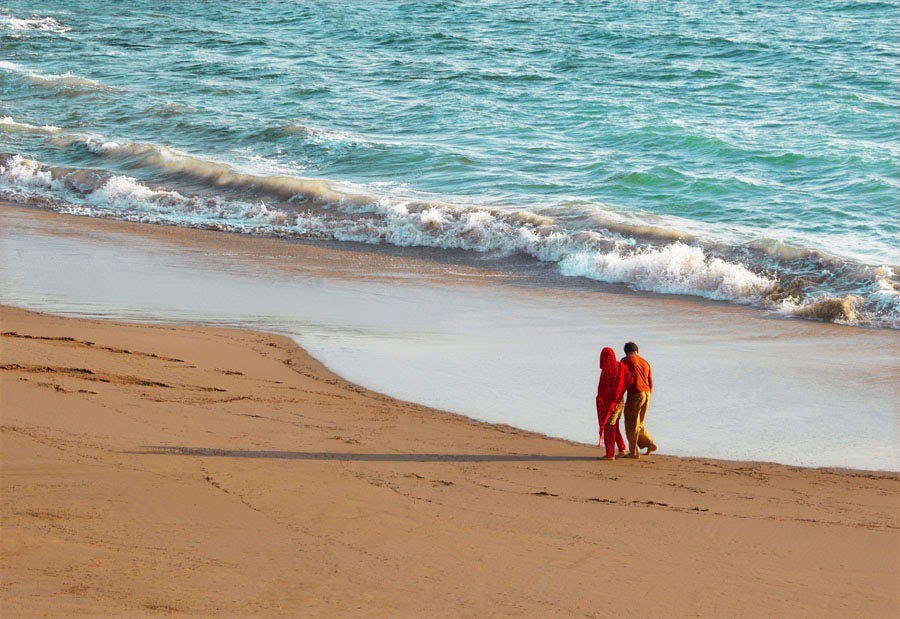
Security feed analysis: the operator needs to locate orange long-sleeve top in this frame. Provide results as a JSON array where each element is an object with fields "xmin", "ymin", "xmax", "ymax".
[{"xmin": 621, "ymin": 353, "xmax": 652, "ymax": 395}]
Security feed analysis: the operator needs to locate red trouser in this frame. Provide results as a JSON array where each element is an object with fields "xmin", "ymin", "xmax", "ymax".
[{"xmin": 603, "ymin": 419, "xmax": 626, "ymax": 458}]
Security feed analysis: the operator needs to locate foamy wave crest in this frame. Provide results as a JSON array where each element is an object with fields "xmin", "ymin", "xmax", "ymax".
[
  {"xmin": 775, "ymin": 264, "xmax": 900, "ymax": 328},
  {"xmin": 68, "ymin": 137, "xmax": 348, "ymax": 203},
  {"xmin": 0, "ymin": 61, "xmax": 111, "ymax": 94},
  {"xmin": 0, "ymin": 154, "xmax": 308, "ymax": 230},
  {"xmin": 868, "ymin": 267, "xmax": 900, "ymax": 328},
  {"xmin": 4, "ymin": 127, "xmax": 759, "ymax": 254},
  {"xmin": 559, "ymin": 243, "xmax": 777, "ymax": 302},
  {"xmin": 83, "ymin": 138, "xmax": 124, "ymax": 154},
  {"xmin": 0, "ymin": 116, "xmax": 63, "ymax": 135},
  {"xmin": 92, "ymin": 175, "xmax": 187, "ymax": 208},
  {"xmin": 0, "ymin": 13, "xmax": 70, "ymax": 34},
  {"xmin": 0, "ymin": 155, "xmax": 54, "ymax": 190},
  {"xmin": 332, "ymin": 198, "xmax": 566, "ymax": 256},
  {"xmin": 779, "ymin": 296, "xmax": 863, "ymax": 324}
]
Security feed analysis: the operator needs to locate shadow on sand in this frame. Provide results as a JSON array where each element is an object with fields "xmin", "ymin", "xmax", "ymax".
[{"xmin": 126, "ymin": 446, "xmax": 599, "ymax": 463}]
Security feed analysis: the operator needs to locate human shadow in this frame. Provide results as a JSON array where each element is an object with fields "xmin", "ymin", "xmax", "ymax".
[{"xmin": 127, "ymin": 446, "xmax": 599, "ymax": 462}]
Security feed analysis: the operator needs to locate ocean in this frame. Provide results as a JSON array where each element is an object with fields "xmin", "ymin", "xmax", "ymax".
[{"xmin": 1, "ymin": 0, "xmax": 898, "ymax": 327}]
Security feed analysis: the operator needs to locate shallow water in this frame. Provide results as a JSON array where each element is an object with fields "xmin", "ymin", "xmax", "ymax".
[{"xmin": 1, "ymin": 1, "xmax": 898, "ymax": 326}]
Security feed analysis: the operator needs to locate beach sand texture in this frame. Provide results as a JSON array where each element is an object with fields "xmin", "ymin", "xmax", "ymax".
[{"xmin": 1, "ymin": 305, "xmax": 898, "ymax": 616}]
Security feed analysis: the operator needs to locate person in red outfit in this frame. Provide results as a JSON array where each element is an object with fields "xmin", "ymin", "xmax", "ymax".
[{"xmin": 595, "ymin": 347, "xmax": 632, "ymax": 460}]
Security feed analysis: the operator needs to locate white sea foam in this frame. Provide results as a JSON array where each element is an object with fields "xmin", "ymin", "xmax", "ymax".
[
  {"xmin": 84, "ymin": 138, "xmax": 123, "ymax": 153},
  {"xmin": 872, "ymin": 266, "xmax": 899, "ymax": 297},
  {"xmin": 775, "ymin": 265, "xmax": 900, "ymax": 328},
  {"xmin": 559, "ymin": 243, "xmax": 778, "ymax": 302},
  {"xmin": 863, "ymin": 266, "xmax": 900, "ymax": 328},
  {"xmin": 0, "ymin": 14, "xmax": 70, "ymax": 34},
  {"xmin": 334, "ymin": 197, "xmax": 565, "ymax": 259},
  {"xmin": 0, "ymin": 155, "xmax": 306, "ymax": 232},
  {"xmin": 0, "ymin": 155, "xmax": 54, "ymax": 189},
  {"xmin": 281, "ymin": 122, "xmax": 375, "ymax": 148},
  {"xmin": 0, "ymin": 116, "xmax": 63, "ymax": 135},
  {"xmin": 17, "ymin": 128, "xmax": 880, "ymax": 284},
  {"xmin": 92, "ymin": 175, "xmax": 185, "ymax": 207},
  {"xmin": 233, "ymin": 150, "xmax": 309, "ymax": 177}
]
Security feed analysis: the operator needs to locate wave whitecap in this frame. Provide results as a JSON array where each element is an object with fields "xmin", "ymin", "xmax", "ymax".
[
  {"xmin": 559, "ymin": 244, "xmax": 777, "ymax": 302},
  {"xmin": 0, "ymin": 13, "xmax": 70, "ymax": 34}
]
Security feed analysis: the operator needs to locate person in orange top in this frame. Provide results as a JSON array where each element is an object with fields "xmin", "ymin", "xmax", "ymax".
[
  {"xmin": 620, "ymin": 341, "xmax": 658, "ymax": 459},
  {"xmin": 595, "ymin": 347, "xmax": 632, "ymax": 460}
]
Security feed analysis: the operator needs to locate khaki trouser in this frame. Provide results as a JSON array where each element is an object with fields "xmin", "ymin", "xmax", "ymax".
[{"xmin": 623, "ymin": 391, "xmax": 655, "ymax": 456}]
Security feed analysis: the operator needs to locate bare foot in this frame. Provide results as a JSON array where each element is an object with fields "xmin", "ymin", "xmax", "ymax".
[
  {"xmin": 601, "ymin": 455, "xmax": 615, "ymax": 460},
  {"xmin": 617, "ymin": 450, "xmax": 627, "ymax": 457},
  {"xmin": 621, "ymin": 453, "xmax": 640, "ymax": 459},
  {"xmin": 645, "ymin": 445, "xmax": 658, "ymax": 455}
]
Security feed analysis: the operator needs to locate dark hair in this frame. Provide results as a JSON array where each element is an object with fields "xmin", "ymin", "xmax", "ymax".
[{"xmin": 624, "ymin": 341, "xmax": 638, "ymax": 354}]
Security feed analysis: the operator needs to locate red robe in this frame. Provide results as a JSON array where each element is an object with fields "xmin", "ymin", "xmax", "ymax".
[{"xmin": 596, "ymin": 347, "xmax": 632, "ymax": 457}]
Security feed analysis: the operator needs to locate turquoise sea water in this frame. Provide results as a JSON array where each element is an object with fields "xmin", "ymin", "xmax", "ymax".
[{"xmin": 1, "ymin": 1, "xmax": 898, "ymax": 326}]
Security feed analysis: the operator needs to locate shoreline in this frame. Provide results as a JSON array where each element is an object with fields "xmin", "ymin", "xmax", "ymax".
[
  {"xmin": 2, "ymin": 201, "xmax": 899, "ymax": 472},
  {"xmin": 3, "ymin": 197, "xmax": 895, "ymax": 331},
  {"xmin": 2, "ymin": 304, "xmax": 897, "ymax": 615}
]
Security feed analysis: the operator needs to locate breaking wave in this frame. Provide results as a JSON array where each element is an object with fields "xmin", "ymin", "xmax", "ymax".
[
  {"xmin": 0, "ymin": 148, "xmax": 896, "ymax": 329},
  {"xmin": 559, "ymin": 244, "xmax": 776, "ymax": 302},
  {"xmin": 59, "ymin": 136, "xmax": 348, "ymax": 203}
]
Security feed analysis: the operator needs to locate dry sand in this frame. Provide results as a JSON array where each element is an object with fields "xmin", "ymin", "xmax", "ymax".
[{"xmin": 1, "ymin": 304, "xmax": 898, "ymax": 616}]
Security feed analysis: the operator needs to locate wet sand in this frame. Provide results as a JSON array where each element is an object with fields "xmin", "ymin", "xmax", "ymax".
[{"xmin": 1, "ymin": 304, "xmax": 898, "ymax": 616}]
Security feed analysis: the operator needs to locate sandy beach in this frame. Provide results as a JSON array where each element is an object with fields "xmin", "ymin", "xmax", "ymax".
[
  {"xmin": 2, "ymin": 303, "xmax": 898, "ymax": 616},
  {"xmin": 4, "ymin": 3, "xmax": 899, "ymax": 614}
]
